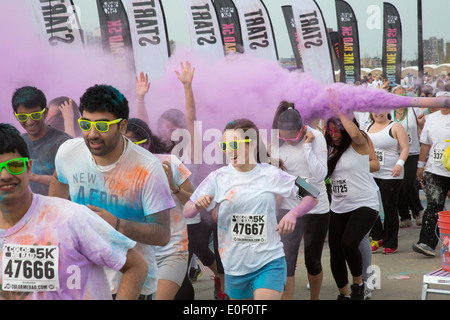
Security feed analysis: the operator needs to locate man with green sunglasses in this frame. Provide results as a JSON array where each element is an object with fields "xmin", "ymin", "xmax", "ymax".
[
  {"xmin": 11, "ymin": 86, "xmax": 72, "ymax": 196},
  {"xmin": 0, "ymin": 123, "xmax": 148, "ymax": 300},
  {"xmin": 49, "ymin": 84, "xmax": 175, "ymax": 300}
]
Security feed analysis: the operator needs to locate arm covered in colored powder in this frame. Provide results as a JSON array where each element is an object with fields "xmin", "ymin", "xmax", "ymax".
[{"xmin": 276, "ymin": 195, "xmax": 318, "ymax": 235}]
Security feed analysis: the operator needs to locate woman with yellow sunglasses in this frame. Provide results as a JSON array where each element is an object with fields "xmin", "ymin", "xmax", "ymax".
[{"xmin": 183, "ymin": 118, "xmax": 318, "ymax": 300}]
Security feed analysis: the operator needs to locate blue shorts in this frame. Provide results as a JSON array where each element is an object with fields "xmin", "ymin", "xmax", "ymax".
[{"xmin": 224, "ymin": 257, "xmax": 287, "ymax": 300}]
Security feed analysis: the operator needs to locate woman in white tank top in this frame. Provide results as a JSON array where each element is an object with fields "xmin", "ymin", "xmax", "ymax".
[
  {"xmin": 325, "ymin": 92, "xmax": 379, "ymax": 300},
  {"xmin": 365, "ymin": 112, "xmax": 409, "ymax": 254}
]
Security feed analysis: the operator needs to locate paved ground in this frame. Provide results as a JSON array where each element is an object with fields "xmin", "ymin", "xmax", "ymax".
[{"xmin": 190, "ymin": 191, "xmax": 450, "ymax": 300}]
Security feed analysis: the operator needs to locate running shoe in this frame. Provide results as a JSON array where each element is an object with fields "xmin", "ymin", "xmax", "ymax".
[
  {"xmin": 189, "ymin": 266, "xmax": 203, "ymax": 283},
  {"xmin": 415, "ymin": 211, "xmax": 423, "ymax": 226},
  {"xmin": 211, "ymin": 276, "xmax": 230, "ymax": 300},
  {"xmin": 371, "ymin": 240, "xmax": 383, "ymax": 253},
  {"xmin": 363, "ymin": 281, "xmax": 372, "ymax": 300},
  {"xmin": 412, "ymin": 243, "xmax": 435, "ymax": 257},
  {"xmin": 350, "ymin": 283, "xmax": 365, "ymax": 300},
  {"xmin": 337, "ymin": 294, "xmax": 350, "ymax": 300},
  {"xmin": 400, "ymin": 219, "xmax": 412, "ymax": 228},
  {"xmin": 382, "ymin": 247, "xmax": 398, "ymax": 254}
]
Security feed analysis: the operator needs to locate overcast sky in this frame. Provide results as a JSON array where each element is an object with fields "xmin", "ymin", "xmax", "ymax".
[{"xmin": 74, "ymin": 0, "xmax": 449, "ymax": 60}]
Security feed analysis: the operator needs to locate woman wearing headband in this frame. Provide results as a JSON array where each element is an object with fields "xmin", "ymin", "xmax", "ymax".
[{"xmin": 390, "ymin": 85, "xmax": 425, "ymax": 227}]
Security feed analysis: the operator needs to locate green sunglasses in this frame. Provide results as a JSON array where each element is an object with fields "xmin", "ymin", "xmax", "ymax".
[
  {"xmin": 0, "ymin": 158, "xmax": 29, "ymax": 175},
  {"xmin": 219, "ymin": 139, "xmax": 252, "ymax": 151},
  {"xmin": 14, "ymin": 108, "xmax": 46, "ymax": 122},
  {"xmin": 78, "ymin": 118, "xmax": 123, "ymax": 133}
]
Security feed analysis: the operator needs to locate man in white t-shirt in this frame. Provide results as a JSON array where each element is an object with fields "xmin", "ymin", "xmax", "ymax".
[
  {"xmin": 49, "ymin": 84, "xmax": 176, "ymax": 299},
  {"xmin": 413, "ymin": 91, "xmax": 450, "ymax": 257},
  {"xmin": 0, "ymin": 123, "xmax": 147, "ymax": 300}
]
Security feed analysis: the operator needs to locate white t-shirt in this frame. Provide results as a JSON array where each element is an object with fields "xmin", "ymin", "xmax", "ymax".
[
  {"xmin": 420, "ymin": 111, "xmax": 450, "ymax": 177},
  {"xmin": 271, "ymin": 126, "xmax": 329, "ymax": 214},
  {"xmin": 54, "ymin": 137, "xmax": 176, "ymax": 295},
  {"xmin": 190, "ymin": 163, "xmax": 299, "ymax": 276},
  {"xmin": 154, "ymin": 154, "xmax": 189, "ymax": 257},
  {"xmin": 0, "ymin": 194, "xmax": 136, "ymax": 300}
]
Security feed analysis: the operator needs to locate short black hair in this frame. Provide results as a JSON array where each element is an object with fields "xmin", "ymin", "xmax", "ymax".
[
  {"xmin": 79, "ymin": 84, "xmax": 129, "ymax": 120},
  {"xmin": 0, "ymin": 123, "xmax": 30, "ymax": 158},
  {"xmin": 11, "ymin": 86, "xmax": 47, "ymax": 113}
]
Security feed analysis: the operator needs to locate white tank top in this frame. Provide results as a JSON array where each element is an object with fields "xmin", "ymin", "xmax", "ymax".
[
  {"xmin": 330, "ymin": 145, "xmax": 380, "ymax": 213},
  {"xmin": 366, "ymin": 121, "xmax": 403, "ymax": 180}
]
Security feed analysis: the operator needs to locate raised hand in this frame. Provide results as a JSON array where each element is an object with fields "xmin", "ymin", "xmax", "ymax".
[
  {"xmin": 175, "ymin": 61, "xmax": 195, "ymax": 86},
  {"xmin": 60, "ymin": 98, "xmax": 74, "ymax": 121},
  {"xmin": 136, "ymin": 72, "xmax": 150, "ymax": 100}
]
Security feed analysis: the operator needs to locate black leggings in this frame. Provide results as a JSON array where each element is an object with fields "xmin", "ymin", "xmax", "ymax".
[
  {"xmin": 398, "ymin": 155, "xmax": 423, "ymax": 220},
  {"xmin": 186, "ymin": 209, "xmax": 224, "ymax": 274},
  {"xmin": 370, "ymin": 178, "xmax": 402, "ymax": 248},
  {"xmin": 329, "ymin": 207, "xmax": 378, "ymax": 289},
  {"xmin": 276, "ymin": 209, "xmax": 329, "ymax": 277}
]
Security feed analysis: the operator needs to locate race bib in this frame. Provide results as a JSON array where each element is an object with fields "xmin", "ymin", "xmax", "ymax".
[
  {"xmin": 331, "ymin": 179, "xmax": 348, "ymax": 198},
  {"xmin": 408, "ymin": 133, "xmax": 412, "ymax": 145},
  {"xmin": 375, "ymin": 150, "xmax": 385, "ymax": 166},
  {"xmin": 231, "ymin": 214, "xmax": 267, "ymax": 243},
  {"xmin": 2, "ymin": 244, "xmax": 59, "ymax": 292},
  {"xmin": 433, "ymin": 148, "xmax": 444, "ymax": 164}
]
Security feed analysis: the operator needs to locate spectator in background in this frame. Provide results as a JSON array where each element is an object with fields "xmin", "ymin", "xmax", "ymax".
[{"xmin": 46, "ymin": 96, "xmax": 82, "ymax": 137}]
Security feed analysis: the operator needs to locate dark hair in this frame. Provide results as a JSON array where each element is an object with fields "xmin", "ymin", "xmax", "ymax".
[
  {"xmin": 272, "ymin": 101, "xmax": 304, "ymax": 147},
  {"xmin": 272, "ymin": 101, "xmax": 303, "ymax": 130},
  {"xmin": 127, "ymin": 118, "xmax": 172, "ymax": 154},
  {"xmin": 224, "ymin": 118, "xmax": 284, "ymax": 169},
  {"xmin": 47, "ymin": 96, "xmax": 81, "ymax": 135},
  {"xmin": 0, "ymin": 123, "xmax": 30, "ymax": 158},
  {"xmin": 79, "ymin": 84, "xmax": 129, "ymax": 120},
  {"xmin": 158, "ymin": 108, "xmax": 187, "ymax": 129},
  {"xmin": 11, "ymin": 86, "xmax": 47, "ymax": 113},
  {"xmin": 325, "ymin": 117, "xmax": 367, "ymax": 178}
]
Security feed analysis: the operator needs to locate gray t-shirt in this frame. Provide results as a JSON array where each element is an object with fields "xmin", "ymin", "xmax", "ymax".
[{"xmin": 22, "ymin": 126, "xmax": 72, "ymax": 195}]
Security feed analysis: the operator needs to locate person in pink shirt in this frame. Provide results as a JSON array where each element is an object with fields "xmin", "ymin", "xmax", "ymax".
[{"xmin": 0, "ymin": 123, "xmax": 147, "ymax": 300}]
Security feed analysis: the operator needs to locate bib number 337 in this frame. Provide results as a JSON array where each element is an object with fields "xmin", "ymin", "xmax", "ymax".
[{"xmin": 2, "ymin": 244, "xmax": 59, "ymax": 292}]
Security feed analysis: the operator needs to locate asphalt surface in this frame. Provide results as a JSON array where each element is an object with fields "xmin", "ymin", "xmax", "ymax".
[{"xmin": 190, "ymin": 190, "xmax": 450, "ymax": 300}]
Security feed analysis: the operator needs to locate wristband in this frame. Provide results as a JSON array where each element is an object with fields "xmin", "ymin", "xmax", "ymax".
[
  {"xmin": 396, "ymin": 159, "xmax": 405, "ymax": 167},
  {"xmin": 173, "ymin": 185, "xmax": 181, "ymax": 194},
  {"xmin": 417, "ymin": 161, "xmax": 426, "ymax": 169},
  {"xmin": 115, "ymin": 217, "xmax": 121, "ymax": 231}
]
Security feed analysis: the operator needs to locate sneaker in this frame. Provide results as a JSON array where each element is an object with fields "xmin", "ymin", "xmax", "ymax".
[
  {"xmin": 337, "ymin": 294, "xmax": 350, "ymax": 300},
  {"xmin": 371, "ymin": 240, "xmax": 383, "ymax": 253},
  {"xmin": 382, "ymin": 247, "xmax": 398, "ymax": 254},
  {"xmin": 412, "ymin": 243, "xmax": 435, "ymax": 257},
  {"xmin": 189, "ymin": 266, "xmax": 203, "ymax": 283},
  {"xmin": 400, "ymin": 219, "xmax": 412, "ymax": 228},
  {"xmin": 363, "ymin": 282, "xmax": 372, "ymax": 300},
  {"xmin": 350, "ymin": 283, "xmax": 365, "ymax": 300},
  {"xmin": 415, "ymin": 211, "xmax": 423, "ymax": 226},
  {"xmin": 211, "ymin": 276, "xmax": 230, "ymax": 300}
]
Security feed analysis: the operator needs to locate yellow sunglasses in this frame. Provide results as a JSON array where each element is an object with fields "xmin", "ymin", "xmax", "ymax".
[
  {"xmin": 133, "ymin": 139, "xmax": 148, "ymax": 145},
  {"xmin": 78, "ymin": 118, "xmax": 123, "ymax": 133},
  {"xmin": 219, "ymin": 139, "xmax": 252, "ymax": 151},
  {"xmin": 15, "ymin": 108, "xmax": 46, "ymax": 122}
]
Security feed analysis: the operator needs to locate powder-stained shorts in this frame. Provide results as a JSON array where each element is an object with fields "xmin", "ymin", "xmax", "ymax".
[
  {"xmin": 224, "ymin": 256, "xmax": 287, "ymax": 300},
  {"xmin": 155, "ymin": 250, "xmax": 189, "ymax": 286}
]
